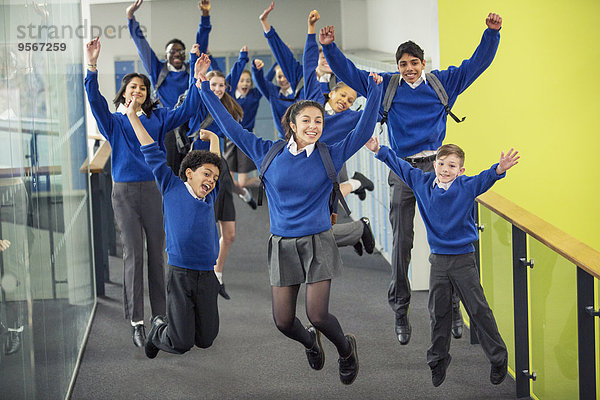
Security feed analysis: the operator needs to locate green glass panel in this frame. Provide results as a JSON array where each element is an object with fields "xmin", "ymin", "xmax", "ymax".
[
  {"xmin": 478, "ymin": 206, "xmax": 516, "ymax": 374},
  {"xmin": 529, "ymin": 237, "xmax": 578, "ymax": 399}
]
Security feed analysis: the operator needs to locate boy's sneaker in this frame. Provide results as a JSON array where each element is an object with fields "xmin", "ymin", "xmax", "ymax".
[
  {"xmin": 218, "ymin": 283, "xmax": 231, "ymax": 300},
  {"xmin": 145, "ymin": 315, "xmax": 165, "ymax": 359},
  {"xmin": 490, "ymin": 357, "xmax": 508, "ymax": 385},
  {"xmin": 305, "ymin": 325, "xmax": 325, "ymax": 370},
  {"xmin": 431, "ymin": 354, "xmax": 452, "ymax": 387},
  {"xmin": 238, "ymin": 187, "xmax": 257, "ymax": 210},
  {"xmin": 338, "ymin": 334, "xmax": 359, "ymax": 385}
]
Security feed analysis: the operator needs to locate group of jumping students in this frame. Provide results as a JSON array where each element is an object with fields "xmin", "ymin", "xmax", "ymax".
[{"xmin": 84, "ymin": 0, "xmax": 516, "ymax": 388}]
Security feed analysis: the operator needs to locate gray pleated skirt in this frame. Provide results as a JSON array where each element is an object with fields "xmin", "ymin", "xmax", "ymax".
[{"xmin": 267, "ymin": 229, "xmax": 342, "ymax": 287}]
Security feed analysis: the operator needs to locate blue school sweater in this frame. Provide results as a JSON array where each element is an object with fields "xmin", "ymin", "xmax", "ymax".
[
  {"xmin": 376, "ymin": 145, "xmax": 505, "ymax": 254},
  {"xmin": 84, "ymin": 70, "xmax": 200, "ymax": 182},
  {"xmin": 302, "ymin": 33, "xmax": 367, "ymax": 145},
  {"xmin": 264, "ymin": 27, "xmax": 303, "ymax": 95},
  {"xmin": 197, "ymin": 78, "xmax": 382, "ymax": 237},
  {"xmin": 128, "ymin": 16, "xmax": 209, "ymax": 109},
  {"xmin": 141, "ymin": 142, "xmax": 219, "ymax": 270},
  {"xmin": 252, "ymin": 63, "xmax": 295, "ymax": 139},
  {"xmin": 322, "ymin": 28, "xmax": 500, "ymax": 158},
  {"xmin": 227, "ymin": 50, "xmax": 263, "ymax": 132}
]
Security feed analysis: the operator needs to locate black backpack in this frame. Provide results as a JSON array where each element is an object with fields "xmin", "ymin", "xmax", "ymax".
[
  {"xmin": 257, "ymin": 140, "xmax": 350, "ymax": 225},
  {"xmin": 380, "ymin": 73, "xmax": 465, "ymax": 125}
]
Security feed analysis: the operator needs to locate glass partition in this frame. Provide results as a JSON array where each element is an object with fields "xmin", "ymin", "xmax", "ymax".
[
  {"xmin": 0, "ymin": 1, "xmax": 94, "ymax": 398},
  {"xmin": 478, "ymin": 206, "xmax": 516, "ymax": 374},
  {"xmin": 528, "ymin": 237, "xmax": 578, "ymax": 399}
]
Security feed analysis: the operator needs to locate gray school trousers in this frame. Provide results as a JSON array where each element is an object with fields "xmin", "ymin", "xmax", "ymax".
[
  {"xmin": 387, "ymin": 164, "xmax": 460, "ymax": 317},
  {"xmin": 332, "ymin": 219, "xmax": 363, "ymax": 247},
  {"xmin": 111, "ymin": 181, "xmax": 166, "ymax": 322},
  {"xmin": 427, "ymin": 253, "xmax": 507, "ymax": 367}
]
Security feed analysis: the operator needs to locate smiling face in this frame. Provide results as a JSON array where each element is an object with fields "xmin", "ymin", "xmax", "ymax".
[
  {"xmin": 237, "ymin": 71, "xmax": 252, "ymax": 95},
  {"xmin": 275, "ymin": 67, "xmax": 290, "ymax": 92},
  {"xmin": 433, "ymin": 154, "xmax": 465, "ymax": 184},
  {"xmin": 165, "ymin": 42, "xmax": 185, "ymax": 69},
  {"xmin": 209, "ymin": 75, "xmax": 226, "ymax": 99},
  {"xmin": 318, "ymin": 51, "xmax": 332, "ymax": 74},
  {"xmin": 186, "ymin": 163, "xmax": 220, "ymax": 198},
  {"xmin": 289, "ymin": 106, "xmax": 323, "ymax": 149},
  {"xmin": 397, "ymin": 53, "xmax": 426, "ymax": 84},
  {"xmin": 327, "ymin": 85, "xmax": 356, "ymax": 113},
  {"xmin": 122, "ymin": 77, "xmax": 147, "ymax": 106}
]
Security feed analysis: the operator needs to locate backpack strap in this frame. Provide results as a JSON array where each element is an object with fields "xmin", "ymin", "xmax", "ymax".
[
  {"xmin": 316, "ymin": 141, "xmax": 351, "ymax": 224},
  {"xmin": 328, "ymin": 75, "xmax": 338, "ymax": 92},
  {"xmin": 154, "ymin": 62, "xmax": 191, "ymax": 98},
  {"xmin": 257, "ymin": 140, "xmax": 287, "ymax": 206},
  {"xmin": 381, "ymin": 74, "xmax": 401, "ymax": 125},
  {"xmin": 425, "ymin": 72, "xmax": 465, "ymax": 123}
]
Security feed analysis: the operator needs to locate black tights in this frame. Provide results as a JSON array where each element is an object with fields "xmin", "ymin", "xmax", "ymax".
[{"xmin": 271, "ymin": 280, "xmax": 351, "ymax": 357}]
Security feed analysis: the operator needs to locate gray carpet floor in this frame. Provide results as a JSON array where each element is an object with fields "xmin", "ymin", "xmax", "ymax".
[{"xmin": 71, "ymin": 196, "xmax": 516, "ymax": 399}]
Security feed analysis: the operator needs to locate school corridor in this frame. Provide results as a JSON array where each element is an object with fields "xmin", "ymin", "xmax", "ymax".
[{"xmin": 69, "ymin": 197, "xmax": 515, "ymax": 399}]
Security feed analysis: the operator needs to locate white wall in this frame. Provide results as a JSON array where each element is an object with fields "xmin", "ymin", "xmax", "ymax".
[{"xmin": 88, "ymin": 0, "xmax": 342, "ymax": 96}]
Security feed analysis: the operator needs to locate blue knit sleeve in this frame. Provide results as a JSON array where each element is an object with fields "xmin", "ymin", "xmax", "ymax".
[
  {"xmin": 434, "ymin": 28, "xmax": 500, "ymax": 105},
  {"xmin": 198, "ymin": 80, "xmax": 272, "ymax": 164},
  {"xmin": 252, "ymin": 62, "xmax": 278, "ymax": 101},
  {"xmin": 375, "ymin": 146, "xmax": 425, "ymax": 189},
  {"xmin": 141, "ymin": 142, "xmax": 177, "ymax": 194},
  {"xmin": 127, "ymin": 16, "xmax": 162, "ymax": 84},
  {"xmin": 197, "ymin": 15, "xmax": 211, "ymax": 55},
  {"xmin": 162, "ymin": 83, "xmax": 200, "ymax": 133},
  {"xmin": 84, "ymin": 70, "xmax": 117, "ymax": 142},
  {"xmin": 463, "ymin": 163, "xmax": 505, "ymax": 198},
  {"xmin": 264, "ymin": 27, "xmax": 303, "ymax": 91},
  {"xmin": 302, "ymin": 33, "xmax": 323, "ymax": 103},
  {"xmin": 227, "ymin": 51, "xmax": 249, "ymax": 93}
]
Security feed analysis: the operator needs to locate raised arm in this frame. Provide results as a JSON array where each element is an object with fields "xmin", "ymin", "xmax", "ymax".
[
  {"xmin": 199, "ymin": 129, "xmax": 221, "ymax": 155},
  {"xmin": 126, "ymin": 0, "xmax": 161, "ymax": 82},
  {"xmin": 197, "ymin": 72, "xmax": 271, "ymax": 163},
  {"xmin": 436, "ymin": 13, "xmax": 502, "ymax": 98},
  {"xmin": 331, "ymin": 72, "xmax": 383, "ymax": 166},
  {"xmin": 302, "ymin": 13, "xmax": 323, "ymax": 103},
  {"xmin": 84, "ymin": 37, "xmax": 115, "ymax": 140},
  {"xmin": 227, "ymin": 46, "xmax": 249, "ymax": 93},
  {"xmin": 126, "ymin": 99, "xmax": 154, "ymax": 146},
  {"xmin": 374, "ymin": 145, "xmax": 424, "ymax": 189},
  {"xmin": 259, "ymin": 1, "xmax": 274, "ymax": 33},
  {"xmin": 320, "ymin": 25, "xmax": 371, "ymax": 97},
  {"xmin": 196, "ymin": 1, "xmax": 212, "ymax": 55},
  {"xmin": 467, "ymin": 148, "xmax": 517, "ymax": 197},
  {"xmin": 251, "ymin": 59, "xmax": 278, "ymax": 101}
]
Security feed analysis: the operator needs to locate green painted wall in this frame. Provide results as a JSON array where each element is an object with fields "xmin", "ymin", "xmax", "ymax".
[{"xmin": 437, "ymin": 0, "xmax": 600, "ymax": 251}]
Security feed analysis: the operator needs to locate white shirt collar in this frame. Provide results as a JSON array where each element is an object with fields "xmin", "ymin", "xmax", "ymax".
[
  {"xmin": 324, "ymin": 102, "xmax": 336, "ymax": 116},
  {"xmin": 400, "ymin": 71, "xmax": 427, "ymax": 89},
  {"xmin": 287, "ymin": 137, "xmax": 315, "ymax": 157},
  {"xmin": 117, "ymin": 103, "xmax": 146, "ymax": 117},
  {"xmin": 280, "ymin": 86, "xmax": 293, "ymax": 97},
  {"xmin": 235, "ymin": 89, "xmax": 246, "ymax": 99},
  {"xmin": 433, "ymin": 177, "xmax": 455, "ymax": 191},
  {"xmin": 184, "ymin": 182, "xmax": 206, "ymax": 201},
  {"xmin": 318, "ymin": 73, "xmax": 332, "ymax": 83},
  {"xmin": 167, "ymin": 62, "xmax": 185, "ymax": 73}
]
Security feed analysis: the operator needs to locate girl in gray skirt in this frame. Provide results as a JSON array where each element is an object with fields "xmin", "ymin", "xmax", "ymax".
[{"xmin": 196, "ymin": 52, "xmax": 383, "ymax": 385}]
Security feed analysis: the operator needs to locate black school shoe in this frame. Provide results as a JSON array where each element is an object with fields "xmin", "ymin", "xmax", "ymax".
[
  {"xmin": 218, "ymin": 283, "xmax": 231, "ymax": 300},
  {"xmin": 131, "ymin": 324, "xmax": 146, "ymax": 348},
  {"xmin": 431, "ymin": 354, "xmax": 452, "ymax": 387},
  {"xmin": 451, "ymin": 306, "xmax": 463, "ymax": 339},
  {"xmin": 360, "ymin": 217, "xmax": 375, "ymax": 254},
  {"xmin": 145, "ymin": 315, "xmax": 166, "ymax": 359},
  {"xmin": 4, "ymin": 330, "xmax": 22, "ymax": 355},
  {"xmin": 338, "ymin": 334, "xmax": 359, "ymax": 385},
  {"xmin": 352, "ymin": 172, "xmax": 374, "ymax": 191},
  {"xmin": 490, "ymin": 357, "xmax": 508, "ymax": 385},
  {"xmin": 353, "ymin": 241, "xmax": 363, "ymax": 256},
  {"xmin": 305, "ymin": 325, "xmax": 325, "ymax": 370}
]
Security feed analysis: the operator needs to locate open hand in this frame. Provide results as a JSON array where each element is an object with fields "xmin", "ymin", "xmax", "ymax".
[
  {"xmin": 195, "ymin": 54, "xmax": 211, "ymax": 81},
  {"xmin": 0, "ymin": 239, "xmax": 10, "ymax": 252},
  {"xmin": 369, "ymin": 72, "xmax": 383, "ymax": 85},
  {"xmin": 86, "ymin": 37, "xmax": 101, "ymax": 64},
  {"xmin": 365, "ymin": 136, "xmax": 380, "ymax": 154},
  {"xmin": 319, "ymin": 26, "xmax": 335, "ymax": 45},
  {"xmin": 259, "ymin": 2, "xmax": 274, "ymax": 22},
  {"xmin": 497, "ymin": 148, "xmax": 519, "ymax": 174},
  {"xmin": 486, "ymin": 13, "xmax": 502, "ymax": 30},
  {"xmin": 126, "ymin": 0, "xmax": 143, "ymax": 19}
]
